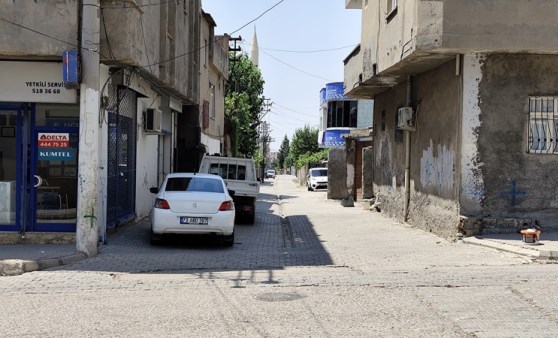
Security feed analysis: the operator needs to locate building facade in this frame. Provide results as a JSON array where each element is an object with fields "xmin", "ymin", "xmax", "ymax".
[
  {"xmin": 318, "ymin": 82, "xmax": 374, "ymax": 201},
  {"xmin": 0, "ymin": 0, "xmax": 206, "ymax": 252},
  {"xmin": 344, "ymin": 0, "xmax": 558, "ymax": 238},
  {"xmin": 199, "ymin": 12, "xmax": 229, "ymax": 157}
]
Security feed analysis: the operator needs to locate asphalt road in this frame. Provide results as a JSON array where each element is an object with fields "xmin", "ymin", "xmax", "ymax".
[{"xmin": 1, "ymin": 175, "xmax": 557, "ymax": 337}]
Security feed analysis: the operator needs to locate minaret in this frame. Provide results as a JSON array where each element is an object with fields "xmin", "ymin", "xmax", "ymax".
[{"xmin": 250, "ymin": 27, "xmax": 259, "ymax": 67}]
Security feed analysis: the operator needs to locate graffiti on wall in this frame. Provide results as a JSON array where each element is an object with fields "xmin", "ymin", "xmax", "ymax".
[
  {"xmin": 420, "ymin": 140, "xmax": 454, "ymax": 194},
  {"xmin": 498, "ymin": 180, "xmax": 527, "ymax": 207}
]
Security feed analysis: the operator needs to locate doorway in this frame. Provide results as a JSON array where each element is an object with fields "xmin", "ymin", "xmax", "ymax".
[{"xmin": 0, "ymin": 103, "xmax": 79, "ymax": 232}]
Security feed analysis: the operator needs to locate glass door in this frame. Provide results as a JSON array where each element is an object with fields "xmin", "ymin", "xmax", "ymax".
[
  {"xmin": 31, "ymin": 126, "xmax": 79, "ymax": 232},
  {"xmin": 0, "ymin": 106, "xmax": 22, "ymax": 231}
]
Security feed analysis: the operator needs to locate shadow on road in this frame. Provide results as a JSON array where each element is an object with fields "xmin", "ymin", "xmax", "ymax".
[{"xmin": 51, "ymin": 190, "xmax": 333, "ymax": 276}]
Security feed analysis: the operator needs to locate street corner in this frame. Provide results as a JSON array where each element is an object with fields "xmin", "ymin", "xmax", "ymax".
[
  {"xmin": 0, "ymin": 259, "xmax": 39, "ymax": 276},
  {"xmin": 0, "ymin": 252, "xmax": 87, "ymax": 277}
]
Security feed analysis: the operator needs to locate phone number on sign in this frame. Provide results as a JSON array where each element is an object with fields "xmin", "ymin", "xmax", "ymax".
[{"xmin": 32, "ymin": 88, "xmax": 62, "ymax": 94}]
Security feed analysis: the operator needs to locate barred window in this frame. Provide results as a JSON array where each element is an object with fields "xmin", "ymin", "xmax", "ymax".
[{"xmin": 528, "ymin": 96, "xmax": 558, "ymax": 154}]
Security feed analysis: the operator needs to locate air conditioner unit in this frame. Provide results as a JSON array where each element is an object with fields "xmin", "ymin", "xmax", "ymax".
[
  {"xmin": 397, "ymin": 106, "xmax": 415, "ymax": 130},
  {"xmin": 144, "ymin": 108, "xmax": 162, "ymax": 134}
]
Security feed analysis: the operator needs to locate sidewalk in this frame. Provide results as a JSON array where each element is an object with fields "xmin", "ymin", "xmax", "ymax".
[
  {"xmin": 462, "ymin": 231, "xmax": 558, "ymax": 260},
  {"xmin": 2, "ymin": 205, "xmax": 558, "ymax": 276}
]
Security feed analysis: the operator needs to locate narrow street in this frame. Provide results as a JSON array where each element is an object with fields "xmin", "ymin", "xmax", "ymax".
[{"xmin": 1, "ymin": 175, "xmax": 558, "ymax": 337}]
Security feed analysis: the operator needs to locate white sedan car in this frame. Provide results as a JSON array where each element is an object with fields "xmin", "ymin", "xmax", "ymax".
[{"xmin": 149, "ymin": 173, "xmax": 235, "ymax": 246}]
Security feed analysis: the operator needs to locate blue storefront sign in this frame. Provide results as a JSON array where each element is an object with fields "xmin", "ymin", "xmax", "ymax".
[
  {"xmin": 325, "ymin": 82, "xmax": 347, "ymax": 101},
  {"xmin": 319, "ymin": 128, "xmax": 350, "ymax": 148},
  {"xmin": 38, "ymin": 148, "xmax": 75, "ymax": 161}
]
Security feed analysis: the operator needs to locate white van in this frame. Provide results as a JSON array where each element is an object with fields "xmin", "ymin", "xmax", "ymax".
[
  {"xmin": 198, "ymin": 155, "xmax": 260, "ymax": 224},
  {"xmin": 306, "ymin": 167, "xmax": 328, "ymax": 191}
]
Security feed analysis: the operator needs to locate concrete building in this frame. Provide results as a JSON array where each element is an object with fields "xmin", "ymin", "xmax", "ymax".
[
  {"xmin": 344, "ymin": 0, "xmax": 558, "ymax": 238},
  {"xmin": 0, "ymin": 1, "xmax": 209, "ymax": 251},
  {"xmin": 318, "ymin": 82, "xmax": 373, "ymax": 201},
  {"xmin": 199, "ymin": 12, "xmax": 229, "ymax": 157}
]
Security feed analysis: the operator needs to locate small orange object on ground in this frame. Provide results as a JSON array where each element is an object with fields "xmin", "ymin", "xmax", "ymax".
[{"xmin": 520, "ymin": 229, "xmax": 541, "ymax": 244}]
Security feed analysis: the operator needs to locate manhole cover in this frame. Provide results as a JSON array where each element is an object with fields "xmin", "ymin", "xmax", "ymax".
[{"xmin": 255, "ymin": 292, "xmax": 304, "ymax": 302}]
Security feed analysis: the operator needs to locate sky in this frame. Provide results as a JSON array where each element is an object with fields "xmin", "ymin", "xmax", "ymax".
[{"xmin": 201, "ymin": 0, "xmax": 362, "ymax": 151}]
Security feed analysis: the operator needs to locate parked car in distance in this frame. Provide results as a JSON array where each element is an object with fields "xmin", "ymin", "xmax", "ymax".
[
  {"xmin": 265, "ymin": 169, "xmax": 276, "ymax": 179},
  {"xmin": 149, "ymin": 173, "xmax": 235, "ymax": 246},
  {"xmin": 307, "ymin": 167, "xmax": 328, "ymax": 191}
]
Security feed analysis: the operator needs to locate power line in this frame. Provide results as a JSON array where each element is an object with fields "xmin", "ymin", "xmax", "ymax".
[
  {"xmin": 273, "ymin": 102, "xmax": 318, "ymax": 117},
  {"xmin": 269, "ymin": 109, "xmax": 314, "ymax": 124},
  {"xmin": 141, "ymin": 0, "xmax": 286, "ymax": 69},
  {"xmin": 260, "ymin": 49, "xmax": 334, "ymax": 82},
  {"xmin": 0, "ymin": 0, "xmax": 287, "ymax": 72},
  {"xmin": 101, "ymin": 0, "xmax": 175, "ymax": 9},
  {"xmin": 241, "ymin": 41, "xmax": 358, "ymax": 54}
]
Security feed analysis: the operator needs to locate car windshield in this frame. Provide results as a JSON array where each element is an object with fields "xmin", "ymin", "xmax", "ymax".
[
  {"xmin": 311, "ymin": 169, "xmax": 327, "ymax": 177},
  {"xmin": 164, "ymin": 177, "xmax": 224, "ymax": 193}
]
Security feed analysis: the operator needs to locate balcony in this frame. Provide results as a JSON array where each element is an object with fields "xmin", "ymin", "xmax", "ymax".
[
  {"xmin": 347, "ymin": 0, "xmax": 558, "ymax": 98},
  {"xmin": 345, "ymin": 0, "xmax": 362, "ymax": 10}
]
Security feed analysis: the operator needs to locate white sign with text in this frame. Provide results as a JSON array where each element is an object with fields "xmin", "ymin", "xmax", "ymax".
[{"xmin": 0, "ymin": 61, "xmax": 78, "ymax": 103}]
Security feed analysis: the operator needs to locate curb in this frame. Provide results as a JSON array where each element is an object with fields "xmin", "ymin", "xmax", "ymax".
[
  {"xmin": 0, "ymin": 252, "xmax": 88, "ymax": 276},
  {"xmin": 462, "ymin": 237, "xmax": 558, "ymax": 260}
]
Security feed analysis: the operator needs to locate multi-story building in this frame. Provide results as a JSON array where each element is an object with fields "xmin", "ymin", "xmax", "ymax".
[
  {"xmin": 318, "ymin": 82, "xmax": 374, "ymax": 201},
  {"xmin": 198, "ymin": 12, "xmax": 229, "ymax": 159},
  {"xmin": 344, "ymin": 0, "xmax": 558, "ymax": 238},
  {"xmin": 0, "ymin": 1, "xmax": 206, "ymax": 253}
]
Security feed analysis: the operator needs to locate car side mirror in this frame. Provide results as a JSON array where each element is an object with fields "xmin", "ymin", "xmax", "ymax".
[
  {"xmin": 228, "ymin": 189, "xmax": 235, "ymax": 197},
  {"xmin": 149, "ymin": 187, "xmax": 159, "ymax": 194}
]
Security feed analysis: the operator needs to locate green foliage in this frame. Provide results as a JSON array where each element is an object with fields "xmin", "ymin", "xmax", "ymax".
[
  {"xmin": 225, "ymin": 53, "xmax": 264, "ymax": 157},
  {"xmin": 296, "ymin": 149, "xmax": 329, "ymax": 168},
  {"xmin": 277, "ymin": 135, "xmax": 290, "ymax": 169},
  {"xmin": 289, "ymin": 125, "xmax": 321, "ymax": 169}
]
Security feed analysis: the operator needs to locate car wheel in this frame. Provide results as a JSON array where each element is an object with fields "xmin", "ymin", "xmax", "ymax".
[
  {"xmin": 246, "ymin": 213, "xmax": 255, "ymax": 225},
  {"xmin": 223, "ymin": 232, "xmax": 234, "ymax": 247},
  {"xmin": 307, "ymin": 184, "xmax": 312, "ymax": 191},
  {"xmin": 150, "ymin": 231, "xmax": 163, "ymax": 245}
]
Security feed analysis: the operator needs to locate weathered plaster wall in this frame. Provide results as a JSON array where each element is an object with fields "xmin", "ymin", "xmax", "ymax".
[
  {"xmin": 443, "ymin": 0, "xmax": 558, "ymax": 53},
  {"xmin": 373, "ymin": 60, "xmax": 461, "ymax": 238},
  {"xmin": 327, "ymin": 148, "xmax": 347, "ymax": 200},
  {"xmin": 477, "ymin": 54, "xmax": 558, "ymax": 231},
  {"xmin": 357, "ymin": 100, "xmax": 374, "ymax": 129},
  {"xmin": 346, "ymin": 141, "xmax": 356, "ymax": 199},
  {"xmin": 0, "ymin": 1, "xmax": 78, "ymax": 58},
  {"xmin": 362, "ymin": 146, "xmax": 374, "ymax": 199},
  {"xmin": 460, "ymin": 54, "xmax": 485, "ymax": 216}
]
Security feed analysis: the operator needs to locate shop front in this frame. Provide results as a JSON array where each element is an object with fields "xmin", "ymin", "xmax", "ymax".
[{"xmin": 0, "ymin": 61, "xmax": 79, "ymax": 233}]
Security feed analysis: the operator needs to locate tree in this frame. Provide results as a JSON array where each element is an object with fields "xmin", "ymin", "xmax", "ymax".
[
  {"xmin": 289, "ymin": 125, "xmax": 320, "ymax": 168},
  {"xmin": 277, "ymin": 135, "xmax": 290, "ymax": 169},
  {"xmin": 225, "ymin": 53, "xmax": 264, "ymax": 157}
]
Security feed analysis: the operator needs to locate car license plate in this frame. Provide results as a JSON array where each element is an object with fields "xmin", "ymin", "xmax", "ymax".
[{"xmin": 180, "ymin": 217, "xmax": 208, "ymax": 225}]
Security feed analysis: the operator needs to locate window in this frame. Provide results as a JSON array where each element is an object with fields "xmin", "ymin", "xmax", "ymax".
[
  {"xmin": 387, "ymin": 0, "xmax": 398, "ymax": 20},
  {"xmin": 204, "ymin": 39, "xmax": 208, "ymax": 67},
  {"xmin": 210, "ymin": 84, "xmax": 216, "ymax": 119},
  {"xmin": 528, "ymin": 96, "xmax": 558, "ymax": 154}
]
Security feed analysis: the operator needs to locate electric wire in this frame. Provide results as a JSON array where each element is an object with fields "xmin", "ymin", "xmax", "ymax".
[
  {"xmin": 272, "ymin": 102, "xmax": 318, "ymax": 117},
  {"xmin": 0, "ymin": 15, "xmax": 110, "ymax": 59},
  {"xmin": 141, "ymin": 0, "xmax": 287, "ymax": 69},
  {"xmin": 241, "ymin": 41, "xmax": 358, "ymax": 54},
  {"xmin": 260, "ymin": 48, "xmax": 334, "ymax": 83}
]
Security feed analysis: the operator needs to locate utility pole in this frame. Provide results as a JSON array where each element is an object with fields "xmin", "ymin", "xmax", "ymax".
[
  {"xmin": 76, "ymin": 0, "xmax": 102, "ymax": 256},
  {"xmin": 258, "ymin": 97, "xmax": 274, "ymax": 180}
]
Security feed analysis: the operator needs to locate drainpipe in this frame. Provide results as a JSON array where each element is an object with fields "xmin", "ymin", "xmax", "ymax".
[{"xmin": 404, "ymin": 76, "xmax": 412, "ymax": 222}]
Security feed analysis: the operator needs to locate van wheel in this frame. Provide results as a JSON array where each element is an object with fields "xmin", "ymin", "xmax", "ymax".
[{"xmin": 246, "ymin": 213, "xmax": 255, "ymax": 224}]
